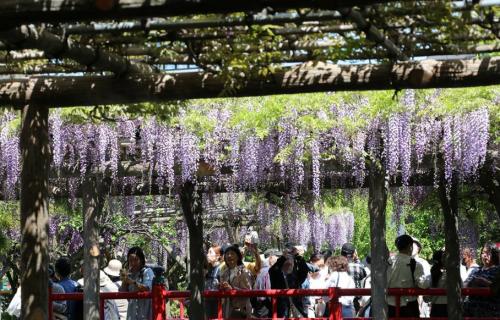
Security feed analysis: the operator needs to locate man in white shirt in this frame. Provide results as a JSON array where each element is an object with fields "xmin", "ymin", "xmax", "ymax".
[
  {"xmin": 387, "ymin": 235, "xmax": 430, "ymax": 318},
  {"xmin": 412, "ymin": 238, "xmax": 431, "ymax": 317},
  {"xmin": 460, "ymin": 247, "xmax": 479, "ymax": 282}
]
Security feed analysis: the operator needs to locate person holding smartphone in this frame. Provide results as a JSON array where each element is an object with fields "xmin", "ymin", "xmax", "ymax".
[{"xmin": 119, "ymin": 247, "xmax": 154, "ymax": 320}]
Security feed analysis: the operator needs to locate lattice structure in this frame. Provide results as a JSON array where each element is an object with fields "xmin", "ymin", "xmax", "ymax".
[{"xmin": 0, "ymin": 0, "xmax": 498, "ymax": 106}]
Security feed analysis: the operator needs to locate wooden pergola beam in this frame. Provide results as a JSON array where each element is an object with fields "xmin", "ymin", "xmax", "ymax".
[
  {"xmin": 59, "ymin": 12, "xmax": 345, "ymax": 35},
  {"xmin": 0, "ymin": 1, "xmax": 402, "ymax": 27},
  {"xmin": 0, "ymin": 57, "xmax": 498, "ymax": 107},
  {"xmin": 339, "ymin": 7, "xmax": 408, "ymax": 61},
  {"xmin": 49, "ymin": 16, "xmax": 491, "ymax": 39},
  {"xmin": 0, "ymin": 25, "xmax": 155, "ymax": 76},
  {"xmin": 3, "ymin": 41, "xmax": 498, "ymax": 68}
]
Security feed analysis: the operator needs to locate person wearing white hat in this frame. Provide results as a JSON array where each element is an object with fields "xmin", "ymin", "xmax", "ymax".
[
  {"xmin": 77, "ymin": 271, "xmax": 120, "ymax": 320},
  {"xmin": 103, "ymin": 260, "xmax": 128, "ymax": 320}
]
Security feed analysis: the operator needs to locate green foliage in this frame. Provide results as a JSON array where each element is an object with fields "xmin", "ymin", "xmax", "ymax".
[
  {"xmin": 0, "ymin": 202, "xmax": 18, "ymax": 256},
  {"xmin": 150, "ymin": 221, "xmax": 178, "ymax": 247},
  {"xmin": 403, "ymin": 202, "xmax": 445, "ymax": 260},
  {"xmin": 57, "ymin": 101, "xmax": 183, "ymax": 124},
  {"xmin": 434, "ymin": 86, "xmax": 498, "ymax": 115}
]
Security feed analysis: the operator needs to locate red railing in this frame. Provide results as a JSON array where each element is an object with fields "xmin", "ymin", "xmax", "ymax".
[{"xmin": 48, "ymin": 286, "xmax": 498, "ymax": 320}]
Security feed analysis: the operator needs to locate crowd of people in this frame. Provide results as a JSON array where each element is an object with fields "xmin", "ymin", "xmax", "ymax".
[
  {"xmin": 6, "ymin": 246, "xmax": 154, "ymax": 320},
  {"xmin": 206, "ymin": 234, "xmax": 500, "ymax": 319},
  {"xmin": 4, "ymin": 237, "xmax": 500, "ymax": 319}
]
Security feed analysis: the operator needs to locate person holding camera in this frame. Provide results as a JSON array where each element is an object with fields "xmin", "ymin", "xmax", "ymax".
[
  {"xmin": 119, "ymin": 247, "xmax": 155, "ymax": 320},
  {"xmin": 242, "ymin": 231, "xmax": 263, "ymax": 282}
]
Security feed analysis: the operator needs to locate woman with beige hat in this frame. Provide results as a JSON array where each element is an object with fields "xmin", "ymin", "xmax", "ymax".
[{"xmin": 103, "ymin": 259, "xmax": 128, "ymax": 320}]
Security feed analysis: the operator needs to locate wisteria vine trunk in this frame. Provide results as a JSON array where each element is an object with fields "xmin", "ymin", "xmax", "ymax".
[
  {"xmin": 368, "ymin": 156, "xmax": 389, "ymax": 320},
  {"xmin": 438, "ymin": 171, "xmax": 463, "ymax": 320},
  {"xmin": 20, "ymin": 104, "xmax": 50, "ymax": 320},
  {"xmin": 180, "ymin": 181, "xmax": 205, "ymax": 320},
  {"xmin": 83, "ymin": 176, "xmax": 109, "ymax": 320}
]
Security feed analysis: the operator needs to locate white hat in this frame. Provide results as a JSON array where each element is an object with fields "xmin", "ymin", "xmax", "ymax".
[
  {"xmin": 103, "ymin": 259, "xmax": 122, "ymax": 277},
  {"xmin": 77, "ymin": 271, "xmax": 112, "ymax": 287}
]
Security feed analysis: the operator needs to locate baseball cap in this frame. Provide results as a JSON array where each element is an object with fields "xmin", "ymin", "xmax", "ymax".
[{"xmin": 341, "ymin": 243, "xmax": 355, "ymax": 256}]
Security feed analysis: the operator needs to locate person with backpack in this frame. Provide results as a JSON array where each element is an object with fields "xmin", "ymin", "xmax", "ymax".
[
  {"xmin": 387, "ymin": 235, "xmax": 430, "ymax": 318},
  {"xmin": 341, "ymin": 243, "xmax": 367, "ymax": 313},
  {"xmin": 55, "ymin": 257, "xmax": 80, "ymax": 320}
]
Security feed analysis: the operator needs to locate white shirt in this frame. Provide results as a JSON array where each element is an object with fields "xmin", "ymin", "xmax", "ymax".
[
  {"xmin": 111, "ymin": 281, "xmax": 128, "ymax": 320},
  {"xmin": 460, "ymin": 263, "xmax": 479, "ymax": 283},
  {"xmin": 414, "ymin": 256, "xmax": 431, "ymax": 276},
  {"xmin": 254, "ymin": 266, "xmax": 271, "ymax": 290},
  {"xmin": 387, "ymin": 253, "xmax": 430, "ymax": 306},
  {"xmin": 324, "ymin": 271, "xmax": 356, "ymax": 306},
  {"xmin": 308, "ymin": 274, "xmax": 327, "ymax": 308}
]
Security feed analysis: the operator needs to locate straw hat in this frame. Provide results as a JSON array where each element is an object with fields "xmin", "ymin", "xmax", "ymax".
[{"xmin": 103, "ymin": 259, "xmax": 122, "ymax": 277}]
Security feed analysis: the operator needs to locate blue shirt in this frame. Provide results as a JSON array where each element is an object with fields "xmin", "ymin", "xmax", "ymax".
[
  {"xmin": 58, "ymin": 277, "xmax": 79, "ymax": 320},
  {"xmin": 119, "ymin": 267, "xmax": 154, "ymax": 320}
]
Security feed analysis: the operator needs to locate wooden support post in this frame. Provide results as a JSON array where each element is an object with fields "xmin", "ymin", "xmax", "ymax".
[
  {"xmin": 82, "ymin": 176, "xmax": 108, "ymax": 320},
  {"xmin": 20, "ymin": 104, "xmax": 50, "ymax": 319},
  {"xmin": 180, "ymin": 181, "xmax": 205, "ymax": 320},
  {"xmin": 368, "ymin": 145, "xmax": 389, "ymax": 320}
]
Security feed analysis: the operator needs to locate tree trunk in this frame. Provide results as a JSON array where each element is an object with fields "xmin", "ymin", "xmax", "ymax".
[
  {"xmin": 20, "ymin": 104, "xmax": 50, "ymax": 320},
  {"xmin": 180, "ymin": 181, "xmax": 205, "ymax": 320},
  {"xmin": 368, "ymin": 157, "xmax": 389, "ymax": 320},
  {"xmin": 82, "ymin": 176, "xmax": 108, "ymax": 320},
  {"xmin": 438, "ymin": 173, "xmax": 463, "ymax": 320}
]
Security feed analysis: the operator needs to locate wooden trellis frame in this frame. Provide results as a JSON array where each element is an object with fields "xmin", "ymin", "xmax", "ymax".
[{"xmin": 0, "ymin": 1, "xmax": 499, "ymax": 319}]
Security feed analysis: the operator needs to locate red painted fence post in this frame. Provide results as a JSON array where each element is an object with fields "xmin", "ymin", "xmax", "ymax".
[
  {"xmin": 217, "ymin": 298, "xmax": 223, "ymax": 320},
  {"xmin": 179, "ymin": 299, "xmax": 185, "ymax": 319},
  {"xmin": 328, "ymin": 287, "xmax": 342, "ymax": 320},
  {"xmin": 152, "ymin": 283, "xmax": 167, "ymax": 320},
  {"xmin": 99, "ymin": 297, "xmax": 105, "ymax": 320},
  {"xmin": 272, "ymin": 296, "xmax": 277, "ymax": 319}
]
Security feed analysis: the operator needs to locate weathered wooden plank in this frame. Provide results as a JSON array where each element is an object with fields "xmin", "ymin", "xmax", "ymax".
[
  {"xmin": 0, "ymin": 25, "xmax": 155, "ymax": 76},
  {"xmin": 0, "ymin": 58, "xmax": 498, "ymax": 107},
  {"xmin": 0, "ymin": 1, "xmax": 400, "ymax": 27}
]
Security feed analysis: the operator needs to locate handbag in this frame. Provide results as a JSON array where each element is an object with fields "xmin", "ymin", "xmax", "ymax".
[
  {"xmin": 357, "ymin": 298, "xmax": 371, "ymax": 317},
  {"xmin": 315, "ymin": 299, "xmax": 326, "ymax": 317},
  {"xmin": 229, "ymin": 309, "xmax": 247, "ymax": 318}
]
